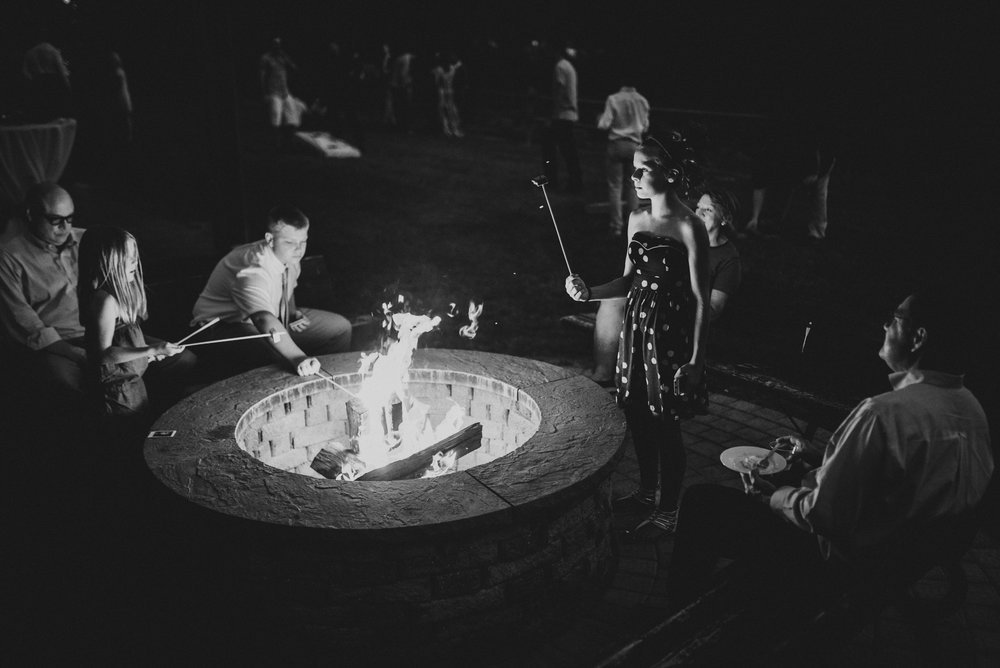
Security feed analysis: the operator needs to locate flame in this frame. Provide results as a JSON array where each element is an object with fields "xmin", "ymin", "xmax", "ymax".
[
  {"xmin": 337, "ymin": 312, "xmax": 470, "ymax": 480},
  {"xmin": 458, "ymin": 300, "xmax": 484, "ymax": 339},
  {"xmin": 422, "ymin": 450, "xmax": 459, "ymax": 478}
]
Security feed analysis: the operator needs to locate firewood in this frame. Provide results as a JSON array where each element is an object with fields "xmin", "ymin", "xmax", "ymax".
[
  {"xmin": 310, "ymin": 445, "xmax": 365, "ymax": 479},
  {"xmin": 356, "ymin": 422, "xmax": 483, "ymax": 481}
]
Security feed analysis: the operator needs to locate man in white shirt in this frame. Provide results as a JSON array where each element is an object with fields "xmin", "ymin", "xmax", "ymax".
[
  {"xmin": 667, "ymin": 287, "xmax": 993, "ymax": 607},
  {"xmin": 597, "ymin": 82, "xmax": 649, "ymax": 236},
  {"xmin": 192, "ymin": 204, "xmax": 351, "ymax": 377},
  {"xmin": 541, "ymin": 41, "xmax": 582, "ymax": 192}
]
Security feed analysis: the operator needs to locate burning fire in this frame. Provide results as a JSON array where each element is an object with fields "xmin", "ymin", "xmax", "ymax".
[
  {"xmin": 334, "ymin": 312, "xmax": 468, "ymax": 480},
  {"xmin": 458, "ymin": 300, "xmax": 484, "ymax": 340}
]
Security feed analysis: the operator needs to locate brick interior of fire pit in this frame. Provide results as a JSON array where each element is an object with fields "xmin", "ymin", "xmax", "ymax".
[{"xmin": 234, "ymin": 368, "xmax": 540, "ymax": 477}]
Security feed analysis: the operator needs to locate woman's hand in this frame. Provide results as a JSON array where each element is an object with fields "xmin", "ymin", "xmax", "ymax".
[
  {"xmin": 150, "ymin": 341, "xmax": 185, "ymax": 362},
  {"xmin": 672, "ymin": 361, "xmax": 703, "ymax": 397},
  {"xmin": 565, "ymin": 274, "xmax": 590, "ymax": 302}
]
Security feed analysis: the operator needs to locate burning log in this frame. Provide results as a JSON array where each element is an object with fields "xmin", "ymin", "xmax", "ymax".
[
  {"xmin": 346, "ymin": 397, "xmax": 403, "ymax": 453},
  {"xmin": 310, "ymin": 445, "xmax": 365, "ymax": 479},
  {"xmin": 356, "ymin": 422, "xmax": 483, "ymax": 481}
]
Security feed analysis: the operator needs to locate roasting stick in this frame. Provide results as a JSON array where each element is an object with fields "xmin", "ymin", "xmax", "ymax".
[
  {"xmin": 531, "ymin": 175, "xmax": 574, "ymax": 275},
  {"xmin": 182, "ymin": 331, "xmax": 283, "ymax": 347},
  {"xmin": 315, "ymin": 367, "xmax": 359, "ymax": 399},
  {"xmin": 175, "ymin": 316, "xmax": 221, "ymax": 345}
]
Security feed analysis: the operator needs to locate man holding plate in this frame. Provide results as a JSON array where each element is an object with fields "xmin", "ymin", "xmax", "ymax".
[{"xmin": 667, "ymin": 286, "xmax": 993, "ymax": 609}]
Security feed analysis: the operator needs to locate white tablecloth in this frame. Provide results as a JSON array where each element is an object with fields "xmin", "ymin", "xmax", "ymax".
[{"xmin": 0, "ymin": 118, "xmax": 77, "ymax": 206}]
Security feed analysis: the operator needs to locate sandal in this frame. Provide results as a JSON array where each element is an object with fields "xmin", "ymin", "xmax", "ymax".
[
  {"xmin": 612, "ymin": 489, "xmax": 656, "ymax": 514},
  {"xmin": 627, "ymin": 508, "xmax": 679, "ymax": 541}
]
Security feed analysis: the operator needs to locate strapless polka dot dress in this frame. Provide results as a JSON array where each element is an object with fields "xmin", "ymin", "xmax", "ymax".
[{"xmin": 616, "ymin": 231, "xmax": 708, "ymax": 420}]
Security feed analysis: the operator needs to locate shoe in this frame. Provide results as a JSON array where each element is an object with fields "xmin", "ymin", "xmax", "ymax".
[
  {"xmin": 612, "ymin": 489, "xmax": 656, "ymax": 513},
  {"xmin": 627, "ymin": 508, "xmax": 679, "ymax": 541}
]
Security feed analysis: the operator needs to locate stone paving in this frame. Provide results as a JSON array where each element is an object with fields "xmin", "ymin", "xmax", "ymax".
[{"xmin": 489, "ymin": 387, "xmax": 1000, "ymax": 668}]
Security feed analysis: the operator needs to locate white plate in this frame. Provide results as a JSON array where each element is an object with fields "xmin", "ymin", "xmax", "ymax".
[{"xmin": 720, "ymin": 446, "xmax": 787, "ymax": 475}]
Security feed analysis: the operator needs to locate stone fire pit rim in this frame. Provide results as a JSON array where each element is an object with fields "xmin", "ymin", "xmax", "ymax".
[{"xmin": 144, "ymin": 349, "xmax": 626, "ymax": 535}]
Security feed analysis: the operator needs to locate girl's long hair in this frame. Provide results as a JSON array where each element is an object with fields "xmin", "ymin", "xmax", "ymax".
[{"xmin": 77, "ymin": 226, "xmax": 148, "ymax": 325}]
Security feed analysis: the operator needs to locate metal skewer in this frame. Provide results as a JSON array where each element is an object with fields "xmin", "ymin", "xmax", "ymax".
[
  {"xmin": 531, "ymin": 174, "xmax": 574, "ymax": 275},
  {"xmin": 182, "ymin": 331, "xmax": 283, "ymax": 347},
  {"xmin": 175, "ymin": 316, "xmax": 221, "ymax": 345},
  {"xmin": 315, "ymin": 367, "xmax": 359, "ymax": 399}
]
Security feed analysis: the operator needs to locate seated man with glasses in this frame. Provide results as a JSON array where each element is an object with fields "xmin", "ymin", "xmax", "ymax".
[
  {"xmin": 0, "ymin": 182, "xmax": 88, "ymax": 399},
  {"xmin": 666, "ymin": 287, "xmax": 993, "ymax": 614},
  {"xmin": 0, "ymin": 182, "xmax": 196, "ymax": 410}
]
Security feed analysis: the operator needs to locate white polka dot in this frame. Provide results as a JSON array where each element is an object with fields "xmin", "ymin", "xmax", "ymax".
[
  {"xmin": 651, "ymin": 283, "xmax": 658, "ymax": 290},
  {"xmin": 638, "ymin": 248, "xmax": 644, "ymax": 255},
  {"xmin": 648, "ymin": 328, "xmax": 654, "ymax": 334},
  {"xmin": 649, "ymin": 403, "xmax": 656, "ymax": 411},
  {"xmin": 622, "ymin": 375, "xmax": 628, "ymax": 383},
  {"xmin": 650, "ymin": 357, "xmax": 657, "ymax": 364},
  {"xmin": 647, "ymin": 342, "xmax": 653, "ymax": 350},
  {"xmin": 622, "ymin": 361, "xmax": 628, "ymax": 368},
  {"xmin": 643, "ymin": 255, "xmax": 649, "ymax": 262},
  {"xmin": 632, "ymin": 324, "xmax": 638, "ymax": 331},
  {"xmin": 640, "ymin": 312, "xmax": 647, "ymax": 318},
  {"xmin": 641, "ymin": 280, "xmax": 648, "ymax": 287}
]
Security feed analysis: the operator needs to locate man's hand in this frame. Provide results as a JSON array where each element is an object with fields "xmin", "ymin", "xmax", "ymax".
[
  {"xmin": 296, "ymin": 356, "xmax": 320, "ymax": 377},
  {"xmin": 289, "ymin": 312, "xmax": 310, "ymax": 333},
  {"xmin": 774, "ymin": 434, "xmax": 807, "ymax": 461},
  {"xmin": 741, "ymin": 469, "xmax": 777, "ymax": 503}
]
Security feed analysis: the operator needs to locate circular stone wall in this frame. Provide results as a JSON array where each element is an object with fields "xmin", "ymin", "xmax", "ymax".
[{"xmin": 144, "ymin": 350, "xmax": 626, "ymax": 660}]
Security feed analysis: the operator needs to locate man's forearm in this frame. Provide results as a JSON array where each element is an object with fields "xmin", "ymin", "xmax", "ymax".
[{"xmin": 249, "ymin": 311, "xmax": 308, "ymax": 369}]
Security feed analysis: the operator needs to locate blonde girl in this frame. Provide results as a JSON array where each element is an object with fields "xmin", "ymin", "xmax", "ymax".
[{"xmin": 77, "ymin": 226, "xmax": 183, "ymax": 420}]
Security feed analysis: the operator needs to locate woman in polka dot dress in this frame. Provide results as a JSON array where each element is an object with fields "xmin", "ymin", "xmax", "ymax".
[{"xmin": 566, "ymin": 135, "xmax": 710, "ymax": 539}]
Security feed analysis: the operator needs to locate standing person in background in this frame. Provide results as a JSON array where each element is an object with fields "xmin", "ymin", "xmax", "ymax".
[
  {"xmin": 597, "ymin": 79, "xmax": 649, "ymax": 236},
  {"xmin": 432, "ymin": 52, "xmax": 464, "ymax": 138},
  {"xmin": 389, "ymin": 46, "xmax": 415, "ymax": 133},
  {"xmin": 22, "ymin": 39, "xmax": 73, "ymax": 121},
  {"xmin": 542, "ymin": 40, "xmax": 582, "ymax": 193},
  {"xmin": 380, "ymin": 43, "xmax": 395, "ymax": 127},
  {"xmin": 260, "ymin": 37, "xmax": 297, "ymax": 150}
]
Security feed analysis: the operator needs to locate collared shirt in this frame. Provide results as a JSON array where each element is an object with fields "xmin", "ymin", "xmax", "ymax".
[
  {"xmin": 770, "ymin": 369, "xmax": 993, "ymax": 564},
  {"xmin": 597, "ymin": 87, "xmax": 650, "ymax": 143},
  {"xmin": 192, "ymin": 240, "xmax": 300, "ymax": 325},
  {"xmin": 552, "ymin": 58, "xmax": 578, "ymax": 122},
  {"xmin": 0, "ymin": 218, "xmax": 85, "ymax": 350}
]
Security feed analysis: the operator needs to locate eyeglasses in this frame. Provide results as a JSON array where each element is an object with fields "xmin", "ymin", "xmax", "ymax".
[
  {"xmin": 884, "ymin": 310, "xmax": 911, "ymax": 328},
  {"xmin": 40, "ymin": 213, "xmax": 74, "ymax": 228}
]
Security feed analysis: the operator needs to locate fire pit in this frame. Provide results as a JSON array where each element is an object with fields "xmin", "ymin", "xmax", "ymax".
[{"xmin": 144, "ymin": 349, "xmax": 626, "ymax": 659}]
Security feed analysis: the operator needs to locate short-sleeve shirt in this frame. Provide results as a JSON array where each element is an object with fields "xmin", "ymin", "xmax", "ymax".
[
  {"xmin": 708, "ymin": 239, "xmax": 741, "ymax": 296},
  {"xmin": 0, "ymin": 219, "xmax": 85, "ymax": 349},
  {"xmin": 260, "ymin": 52, "xmax": 291, "ymax": 97},
  {"xmin": 192, "ymin": 241, "xmax": 300, "ymax": 325}
]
